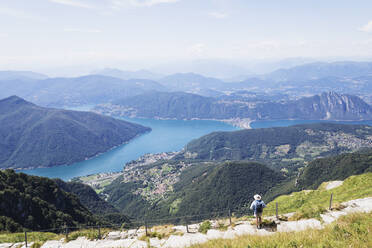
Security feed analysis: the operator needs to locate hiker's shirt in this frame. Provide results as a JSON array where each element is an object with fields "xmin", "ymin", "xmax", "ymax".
[{"xmin": 250, "ymin": 200, "xmax": 266, "ymax": 214}]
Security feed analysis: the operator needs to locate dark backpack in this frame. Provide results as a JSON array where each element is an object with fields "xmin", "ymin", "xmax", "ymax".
[{"xmin": 255, "ymin": 200, "xmax": 264, "ymax": 213}]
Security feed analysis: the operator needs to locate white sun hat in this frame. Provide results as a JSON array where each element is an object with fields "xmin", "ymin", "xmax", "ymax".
[{"xmin": 254, "ymin": 194, "xmax": 261, "ymax": 200}]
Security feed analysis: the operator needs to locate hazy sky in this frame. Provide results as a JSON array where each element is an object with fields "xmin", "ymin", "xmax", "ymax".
[{"xmin": 1, "ymin": 0, "xmax": 372, "ymax": 71}]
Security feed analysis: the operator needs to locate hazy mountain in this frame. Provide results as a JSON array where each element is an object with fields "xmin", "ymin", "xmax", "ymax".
[
  {"xmin": 151, "ymin": 59, "xmax": 251, "ymax": 79},
  {"xmin": 0, "ymin": 70, "xmax": 48, "ymax": 81},
  {"xmin": 95, "ymin": 91, "xmax": 372, "ymax": 121},
  {"xmin": 0, "ymin": 75, "xmax": 166, "ymax": 107},
  {"xmin": 263, "ymin": 61, "xmax": 372, "ymax": 82},
  {"xmin": 159, "ymin": 73, "xmax": 227, "ymax": 92},
  {"xmin": 93, "ymin": 68, "xmax": 163, "ymax": 80},
  {"xmin": 0, "ymin": 96, "xmax": 150, "ymax": 169}
]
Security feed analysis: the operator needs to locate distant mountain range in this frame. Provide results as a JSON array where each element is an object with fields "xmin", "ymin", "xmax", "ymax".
[
  {"xmin": 93, "ymin": 68, "xmax": 163, "ymax": 80},
  {"xmin": 0, "ymin": 96, "xmax": 150, "ymax": 169},
  {"xmin": 95, "ymin": 91, "xmax": 372, "ymax": 121},
  {"xmin": 0, "ymin": 70, "xmax": 48, "ymax": 81},
  {"xmin": 159, "ymin": 73, "xmax": 226, "ymax": 92},
  {"xmin": 262, "ymin": 61, "xmax": 372, "ymax": 82},
  {"xmin": 0, "ymin": 75, "xmax": 167, "ymax": 107},
  {"xmin": 2, "ymin": 61, "xmax": 372, "ymax": 107}
]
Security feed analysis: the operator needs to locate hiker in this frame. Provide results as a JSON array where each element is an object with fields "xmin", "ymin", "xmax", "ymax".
[{"xmin": 250, "ymin": 194, "xmax": 266, "ymax": 229}]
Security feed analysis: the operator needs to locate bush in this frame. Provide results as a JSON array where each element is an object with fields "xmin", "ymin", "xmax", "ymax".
[{"xmin": 198, "ymin": 221, "xmax": 212, "ymax": 234}]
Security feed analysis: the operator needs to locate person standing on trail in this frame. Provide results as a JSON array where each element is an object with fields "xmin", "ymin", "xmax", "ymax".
[{"xmin": 250, "ymin": 194, "xmax": 266, "ymax": 229}]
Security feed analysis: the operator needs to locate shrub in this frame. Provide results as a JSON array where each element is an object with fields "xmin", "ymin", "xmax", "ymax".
[{"xmin": 198, "ymin": 221, "xmax": 212, "ymax": 234}]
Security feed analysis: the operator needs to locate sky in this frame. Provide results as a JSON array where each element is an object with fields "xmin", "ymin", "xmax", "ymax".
[{"xmin": 1, "ymin": 0, "xmax": 372, "ymax": 74}]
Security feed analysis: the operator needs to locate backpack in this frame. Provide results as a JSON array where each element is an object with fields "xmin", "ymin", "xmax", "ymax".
[{"xmin": 255, "ymin": 200, "xmax": 264, "ymax": 213}]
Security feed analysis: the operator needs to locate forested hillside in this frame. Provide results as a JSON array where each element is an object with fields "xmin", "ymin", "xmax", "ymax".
[
  {"xmin": 0, "ymin": 170, "xmax": 96, "ymax": 232},
  {"xmin": 296, "ymin": 149, "xmax": 372, "ymax": 190},
  {"xmin": 54, "ymin": 180, "xmax": 130, "ymax": 225},
  {"xmin": 182, "ymin": 123, "xmax": 372, "ymax": 172},
  {"xmin": 103, "ymin": 161, "xmax": 285, "ymax": 220},
  {"xmin": 0, "ymin": 96, "xmax": 150, "ymax": 169}
]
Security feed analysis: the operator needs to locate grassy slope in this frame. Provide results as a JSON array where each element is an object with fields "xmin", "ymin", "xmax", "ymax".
[
  {"xmin": 191, "ymin": 212, "xmax": 372, "ymax": 248},
  {"xmin": 263, "ymin": 172, "xmax": 372, "ymax": 217}
]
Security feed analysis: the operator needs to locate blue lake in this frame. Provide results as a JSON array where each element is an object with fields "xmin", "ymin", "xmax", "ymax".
[
  {"xmin": 21, "ymin": 118, "xmax": 238, "ymax": 180},
  {"xmin": 21, "ymin": 115, "xmax": 372, "ymax": 180}
]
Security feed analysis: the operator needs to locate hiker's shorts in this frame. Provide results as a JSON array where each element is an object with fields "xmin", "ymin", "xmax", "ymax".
[{"xmin": 255, "ymin": 212, "xmax": 263, "ymax": 217}]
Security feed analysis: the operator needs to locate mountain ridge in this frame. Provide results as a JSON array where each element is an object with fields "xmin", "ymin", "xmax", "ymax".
[
  {"xmin": 94, "ymin": 91, "xmax": 372, "ymax": 121},
  {"xmin": 0, "ymin": 96, "xmax": 151, "ymax": 169}
]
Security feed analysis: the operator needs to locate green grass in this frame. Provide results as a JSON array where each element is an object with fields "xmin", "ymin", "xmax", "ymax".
[
  {"xmin": 264, "ymin": 172, "xmax": 372, "ymax": 219},
  {"xmin": 66, "ymin": 228, "xmax": 111, "ymax": 241},
  {"xmin": 0, "ymin": 232, "xmax": 61, "ymax": 243},
  {"xmin": 0, "ymin": 228, "xmax": 113, "ymax": 244},
  {"xmin": 191, "ymin": 212, "xmax": 372, "ymax": 248}
]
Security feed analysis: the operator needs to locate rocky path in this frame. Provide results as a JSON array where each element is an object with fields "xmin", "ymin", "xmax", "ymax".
[{"xmin": 2, "ymin": 197, "xmax": 371, "ymax": 248}]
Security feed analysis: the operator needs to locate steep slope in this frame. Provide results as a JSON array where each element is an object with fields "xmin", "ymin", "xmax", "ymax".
[
  {"xmin": 0, "ymin": 170, "xmax": 96, "ymax": 232},
  {"xmin": 182, "ymin": 123, "xmax": 372, "ymax": 172},
  {"xmin": 103, "ymin": 160, "xmax": 285, "ymax": 220},
  {"xmin": 296, "ymin": 149, "xmax": 372, "ymax": 190},
  {"xmin": 54, "ymin": 180, "xmax": 130, "ymax": 224},
  {"xmin": 54, "ymin": 180, "xmax": 119, "ymax": 215},
  {"xmin": 0, "ymin": 96, "xmax": 150, "ymax": 169},
  {"xmin": 95, "ymin": 92, "xmax": 372, "ymax": 121}
]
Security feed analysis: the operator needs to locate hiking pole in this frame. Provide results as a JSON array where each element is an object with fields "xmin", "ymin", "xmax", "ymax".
[
  {"xmin": 329, "ymin": 193, "xmax": 333, "ymax": 210},
  {"xmin": 25, "ymin": 231, "xmax": 27, "ymax": 248}
]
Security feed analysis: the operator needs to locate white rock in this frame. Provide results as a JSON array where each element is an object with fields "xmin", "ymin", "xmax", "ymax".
[
  {"xmin": 129, "ymin": 240, "xmax": 148, "ymax": 248},
  {"xmin": 277, "ymin": 219, "xmax": 322, "ymax": 232},
  {"xmin": 206, "ymin": 229, "xmax": 225, "ymax": 239},
  {"xmin": 163, "ymin": 233, "xmax": 208, "ymax": 248},
  {"xmin": 149, "ymin": 238, "xmax": 163, "ymax": 248},
  {"xmin": 233, "ymin": 224, "xmax": 257, "ymax": 236},
  {"xmin": 41, "ymin": 240, "xmax": 63, "ymax": 248},
  {"xmin": 326, "ymin": 181, "xmax": 343, "ymax": 190},
  {"xmin": 222, "ymin": 230, "xmax": 237, "ymax": 239},
  {"xmin": 0, "ymin": 244, "xmax": 13, "ymax": 248},
  {"xmin": 172, "ymin": 225, "xmax": 187, "ymax": 233},
  {"xmin": 106, "ymin": 231, "xmax": 121, "ymax": 240},
  {"xmin": 97, "ymin": 239, "xmax": 135, "ymax": 248},
  {"xmin": 163, "ymin": 235, "xmax": 190, "ymax": 248}
]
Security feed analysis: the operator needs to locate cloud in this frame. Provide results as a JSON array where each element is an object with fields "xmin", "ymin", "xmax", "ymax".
[
  {"xmin": 48, "ymin": 0, "xmax": 95, "ymax": 9},
  {"xmin": 208, "ymin": 11, "xmax": 228, "ymax": 19},
  {"xmin": 109, "ymin": 0, "xmax": 179, "ymax": 8},
  {"xmin": 0, "ymin": 7, "xmax": 41, "ymax": 20},
  {"xmin": 189, "ymin": 43, "xmax": 206, "ymax": 56},
  {"xmin": 359, "ymin": 21, "xmax": 372, "ymax": 33},
  {"xmin": 64, "ymin": 28, "xmax": 102, "ymax": 33}
]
